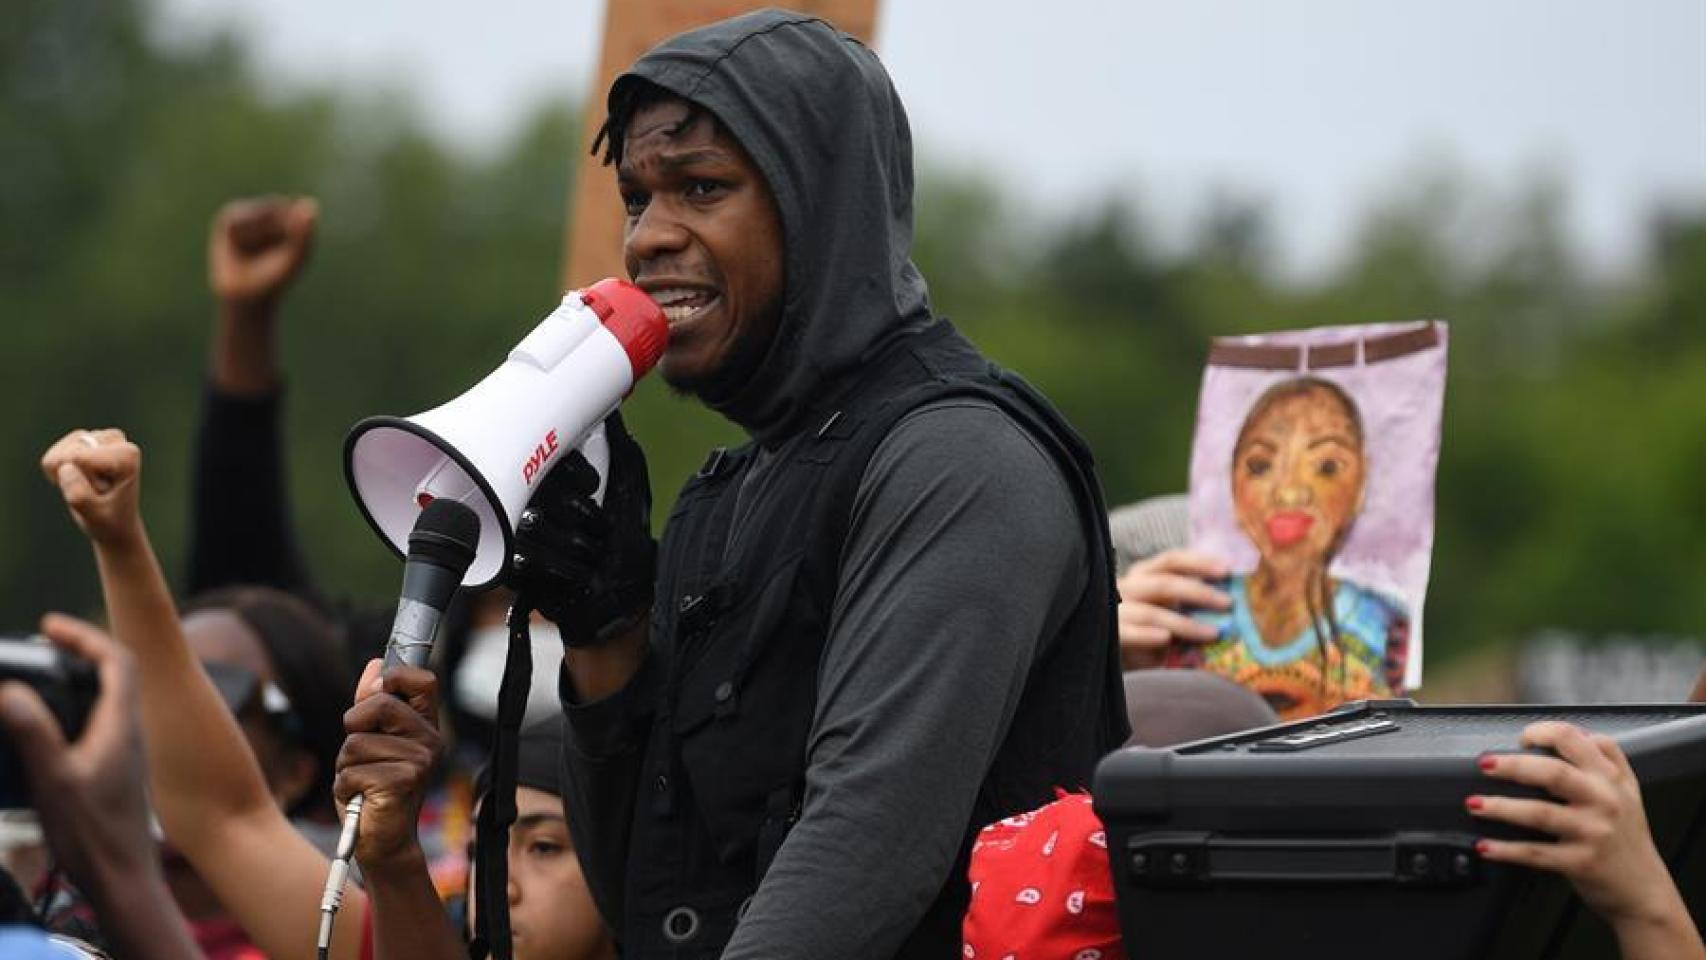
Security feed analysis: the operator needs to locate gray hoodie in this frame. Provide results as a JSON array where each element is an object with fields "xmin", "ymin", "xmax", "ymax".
[
  {"xmin": 570, "ymin": 11, "xmax": 1098, "ymax": 958},
  {"xmin": 607, "ymin": 8, "xmax": 933, "ymax": 445}
]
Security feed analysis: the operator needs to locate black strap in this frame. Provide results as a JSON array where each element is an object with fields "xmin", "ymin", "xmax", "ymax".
[{"xmin": 469, "ymin": 597, "xmax": 534, "ymax": 960}]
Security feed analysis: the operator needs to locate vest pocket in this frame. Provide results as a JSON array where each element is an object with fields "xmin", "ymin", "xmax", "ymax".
[{"xmin": 672, "ymin": 549, "xmax": 818, "ymax": 864}]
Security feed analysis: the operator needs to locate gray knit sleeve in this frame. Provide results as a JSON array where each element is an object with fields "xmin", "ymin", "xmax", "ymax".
[{"xmin": 720, "ymin": 398, "xmax": 1086, "ymax": 959}]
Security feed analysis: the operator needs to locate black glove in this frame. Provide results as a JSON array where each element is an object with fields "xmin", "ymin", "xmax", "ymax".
[{"xmin": 506, "ymin": 412, "xmax": 655, "ymax": 646}]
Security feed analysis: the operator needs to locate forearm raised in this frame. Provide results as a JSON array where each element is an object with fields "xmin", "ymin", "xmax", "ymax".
[
  {"xmin": 212, "ymin": 300, "xmax": 281, "ymax": 395},
  {"xmin": 187, "ymin": 817, "xmax": 370, "ymax": 960},
  {"xmin": 45, "ymin": 428, "xmax": 364, "ymax": 960},
  {"xmin": 93, "ymin": 533, "xmax": 278, "ymax": 833},
  {"xmin": 205, "ymin": 195, "xmax": 315, "ymax": 396},
  {"xmin": 188, "ymin": 385, "xmax": 314, "ymax": 596}
]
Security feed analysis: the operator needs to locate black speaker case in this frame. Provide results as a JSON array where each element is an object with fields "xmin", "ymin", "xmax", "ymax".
[{"xmin": 1092, "ymin": 699, "xmax": 1706, "ymax": 960}]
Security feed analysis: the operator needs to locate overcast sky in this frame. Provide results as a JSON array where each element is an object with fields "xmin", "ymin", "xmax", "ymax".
[{"xmin": 154, "ymin": 0, "xmax": 1705, "ymax": 276}]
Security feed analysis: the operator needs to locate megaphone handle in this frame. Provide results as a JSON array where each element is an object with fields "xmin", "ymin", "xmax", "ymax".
[{"xmin": 578, "ymin": 420, "xmax": 610, "ymax": 506}]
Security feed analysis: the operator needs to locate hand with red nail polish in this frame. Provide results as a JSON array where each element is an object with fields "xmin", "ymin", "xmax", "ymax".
[{"xmin": 1467, "ymin": 721, "xmax": 1703, "ymax": 960}]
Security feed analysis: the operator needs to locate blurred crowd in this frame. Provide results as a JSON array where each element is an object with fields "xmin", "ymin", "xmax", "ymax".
[
  {"xmin": 5, "ymin": 9, "xmax": 1706, "ymax": 958},
  {"xmin": 0, "ymin": 191, "xmax": 1698, "ymax": 960}
]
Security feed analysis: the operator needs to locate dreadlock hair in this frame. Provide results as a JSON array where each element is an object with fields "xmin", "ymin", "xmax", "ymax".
[
  {"xmin": 592, "ymin": 77, "xmax": 714, "ymax": 168},
  {"xmin": 1233, "ymin": 375, "xmax": 1366, "ymax": 700},
  {"xmin": 181, "ymin": 585, "xmax": 350, "ymax": 822}
]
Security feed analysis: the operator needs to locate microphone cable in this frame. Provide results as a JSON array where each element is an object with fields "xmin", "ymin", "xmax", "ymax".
[
  {"xmin": 316, "ymin": 795, "xmax": 363, "ymax": 960},
  {"xmin": 314, "ymin": 497, "xmax": 479, "ymax": 960}
]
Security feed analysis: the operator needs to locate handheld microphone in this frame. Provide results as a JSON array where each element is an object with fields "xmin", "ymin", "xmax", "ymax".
[
  {"xmin": 382, "ymin": 498, "xmax": 481, "ymax": 670},
  {"xmin": 317, "ymin": 498, "xmax": 480, "ymax": 960},
  {"xmin": 337, "ymin": 280, "xmax": 664, "ymax": 960}
]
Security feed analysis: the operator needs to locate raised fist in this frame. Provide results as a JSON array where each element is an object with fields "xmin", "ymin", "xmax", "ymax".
[
  {"xmin": 41, "ymin": 428, "xmax": 143, "ymax": 547},
  {"xmin": 208, "ymin": 196, "xmax": 318, "ymax": 309}
]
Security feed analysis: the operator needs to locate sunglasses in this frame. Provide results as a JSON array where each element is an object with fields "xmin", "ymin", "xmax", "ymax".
[{"xmin": 201, "ymin": 661, "xmax": 301, "ymax": 740}]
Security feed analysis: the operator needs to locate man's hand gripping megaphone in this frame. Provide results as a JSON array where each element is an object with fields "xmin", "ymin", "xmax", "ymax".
[{"xmin": 507, "ymin": 411, "xmax": 656, "ymax": 646}]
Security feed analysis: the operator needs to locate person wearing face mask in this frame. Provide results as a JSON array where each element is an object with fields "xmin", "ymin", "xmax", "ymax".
[
  {"xmin": 453, "ymin": 618, "xmax": 571, "ymax": 733},
  {"xmin": 1164, "ymin": 376, "xmax": 1407, "ymax": 719}
]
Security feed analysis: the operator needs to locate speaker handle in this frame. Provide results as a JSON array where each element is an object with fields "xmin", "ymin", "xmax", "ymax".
[{"xmin": 1124, "ymin": 831, "xmax": 1483, "ymax": 887}]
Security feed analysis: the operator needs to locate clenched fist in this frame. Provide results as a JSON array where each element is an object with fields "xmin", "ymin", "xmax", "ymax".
[
  {"xmin": 41, "ymin": 428, "xmax": 144, "ymax": 547},
  {"xmin": 208, "ymin": 196, "xmax": 318, "ymax": 309}
]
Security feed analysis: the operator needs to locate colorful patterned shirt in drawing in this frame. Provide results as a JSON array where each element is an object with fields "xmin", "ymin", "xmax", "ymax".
[{"xmin": 1166, "ymin": 575, "xmax": 1409, "ymax": 721}]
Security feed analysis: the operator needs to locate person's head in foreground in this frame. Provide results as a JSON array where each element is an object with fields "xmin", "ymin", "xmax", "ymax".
[{"xmin": 466, "ymin": 721, "xmax": 612, "ymax": 960}]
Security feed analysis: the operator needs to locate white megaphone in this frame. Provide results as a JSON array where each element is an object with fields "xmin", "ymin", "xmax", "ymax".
[{"xmin": 344, "ymin": 278, "xmax": 667, "ymax": 588}]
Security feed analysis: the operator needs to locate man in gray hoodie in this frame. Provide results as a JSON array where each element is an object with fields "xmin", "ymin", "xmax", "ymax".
[{"xmin": 501, "ymin": 10, "xmax": 1127, "ymax": 959}]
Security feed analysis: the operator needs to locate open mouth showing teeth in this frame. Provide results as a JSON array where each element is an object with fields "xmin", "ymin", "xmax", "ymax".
[{"xmin": 649, "ymin": 286, "xmax": 719, "ymax": 324}]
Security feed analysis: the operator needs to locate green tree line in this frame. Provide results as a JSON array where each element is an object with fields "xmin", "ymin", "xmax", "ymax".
[{"xmin": 4, "ymin": 0, "xmax": 1702, "ymax": 668}]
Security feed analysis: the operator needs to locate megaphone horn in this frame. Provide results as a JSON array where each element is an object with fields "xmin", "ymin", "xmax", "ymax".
[{"xmin": 344, "ymin": 278, "xmax": 667, "ymax": 588}]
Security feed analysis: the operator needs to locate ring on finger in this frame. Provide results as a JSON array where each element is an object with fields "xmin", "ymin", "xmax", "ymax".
[{"xmin": 79, "ymin": 431, "xmax": 100, "ymax": 448}]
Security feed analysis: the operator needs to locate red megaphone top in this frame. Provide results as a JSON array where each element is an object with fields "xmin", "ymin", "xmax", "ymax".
[{"xmin": 581, "ymin": 278, "xmax": 668, "ymax": 381}]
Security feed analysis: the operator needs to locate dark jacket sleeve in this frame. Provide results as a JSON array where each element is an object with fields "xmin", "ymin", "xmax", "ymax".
[
  {"xmin": 186, "ymin": 384, "xmax": 400, "ymax": 675},
  {"xmin": 557, "ymin": 643, "xmax": 663, "ymax": 937},
  {"xmin": 185, "ymin": 383, "xmax": 314, "ymax": 599}
]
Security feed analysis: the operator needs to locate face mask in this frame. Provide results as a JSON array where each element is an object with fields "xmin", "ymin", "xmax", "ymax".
[{"xmin": 453, "ymin": 622, "xmax": 566, "ymax": 727}]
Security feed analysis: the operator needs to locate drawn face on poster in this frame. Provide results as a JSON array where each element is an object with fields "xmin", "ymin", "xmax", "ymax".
[
  {"xmin": 1169, "ymin": 321, "xmax": 1447, "ymax": 721},
  {"xmin": 1231, "ymin": 378, "xmax": 1367, "ymax": 572}
]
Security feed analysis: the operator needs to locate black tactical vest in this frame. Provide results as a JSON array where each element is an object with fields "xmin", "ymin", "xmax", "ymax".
[{"xmin": 617, "ymin": 320, "xmax": 1127, "ymax": 958}]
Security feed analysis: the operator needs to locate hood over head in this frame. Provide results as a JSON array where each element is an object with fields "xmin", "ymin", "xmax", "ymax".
[{"xmin": 600, "ymin": 9, "xmax": 934, "ymax": 444}]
